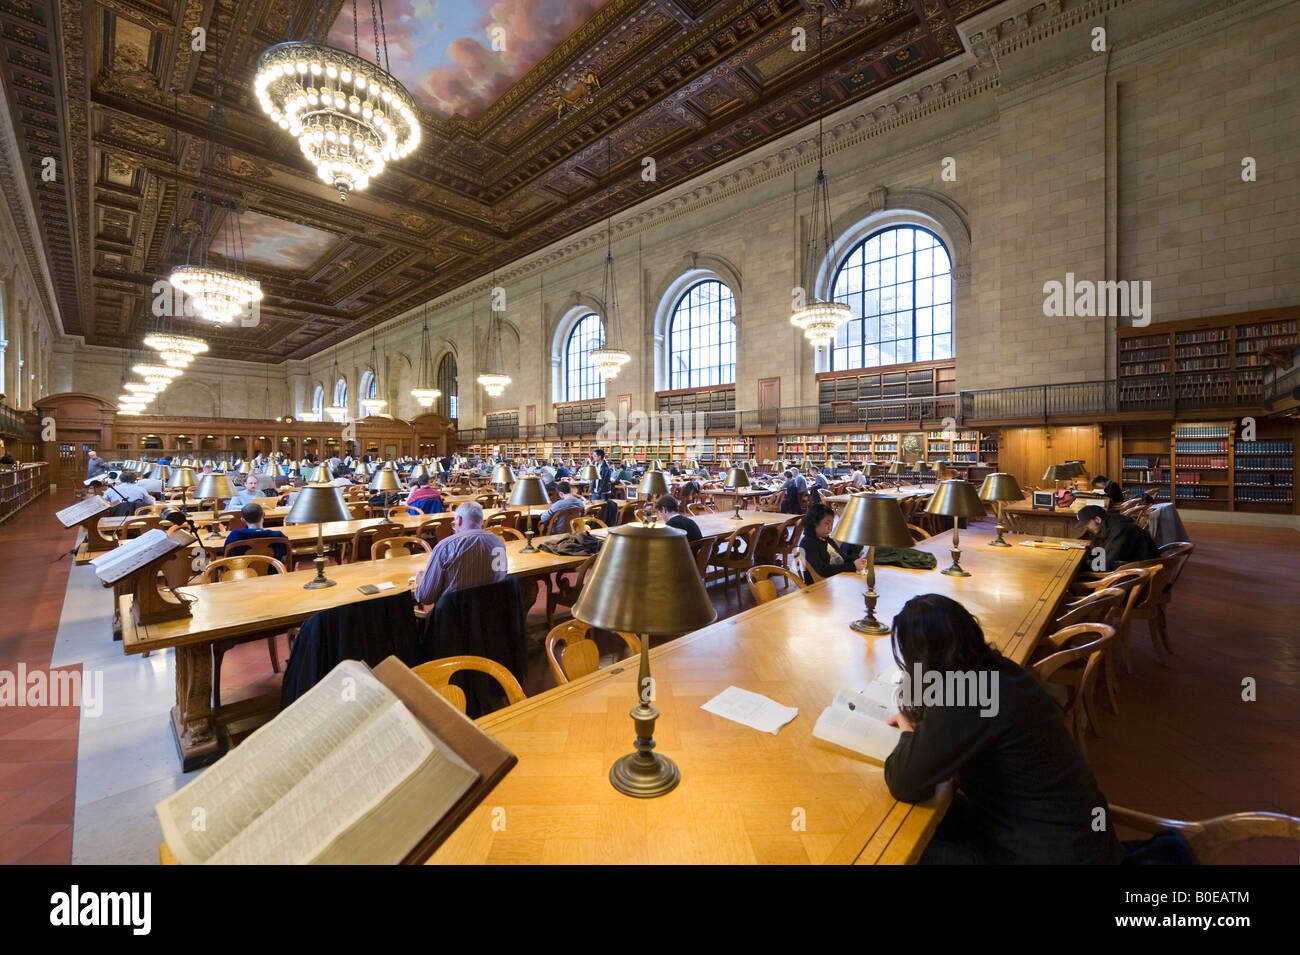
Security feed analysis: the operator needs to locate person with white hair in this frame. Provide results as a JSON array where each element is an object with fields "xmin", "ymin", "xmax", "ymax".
[{"xmin": 412, "ymin": 501, "xmax": 507, "ymax": 606}]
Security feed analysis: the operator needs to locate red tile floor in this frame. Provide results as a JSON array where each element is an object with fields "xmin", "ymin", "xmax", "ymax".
[{"xmin": 2, "ymin": 492, "xmax": 1297, "ymax": 863}]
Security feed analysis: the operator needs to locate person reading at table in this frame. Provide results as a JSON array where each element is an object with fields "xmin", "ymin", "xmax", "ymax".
[
  {"xmin": 1090, "ymin": 474, "xmax": 1124, "ymax": 507},
  {"xmin": 224, "ymin": 502, "xmax": 291, "ymax": 566},
  {"xmin": 850, "ymin": 466, "xmax": 868, "ymax": 489},
  {"xmin": 883, "ymin": 594, "xmax": 1123, "ymax": 865},
  {"xmin": 655, "ymin": 495, "xmax": 700, "ymax": 542},
  {"xmin": 537, "ymin": 481, "xmax": 584, "ymax": 532},
  {"xmin": 797, "ymin": 502, "xmax": 866, "ymax": 584},
  {"xmin": 406, "ymin": 475, "xmax": 441, "ymax": 506},
  {"xmin": 412, "ymin": 502, "xmax": 507, "ymax": 607},
  {"xmin": 1076, "ymin": 504, "xmax": 1157, "ymax": 571},
  {"xmin": 226, "ymin": 473, "xmax": 269, "ymax": 510},
  {"xmin": 105, "ymin": 469, "xmax": 155, "ymax": 509}
]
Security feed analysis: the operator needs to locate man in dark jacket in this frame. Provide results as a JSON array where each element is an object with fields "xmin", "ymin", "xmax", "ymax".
[{"xmin": 1076, "ymin": 504, "xmax": 1157, "ymax": 571}]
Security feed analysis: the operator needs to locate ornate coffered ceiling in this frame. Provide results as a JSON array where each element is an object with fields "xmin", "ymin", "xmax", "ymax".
[{"xmin": 0, "ymin": 0, "xmax": 1004, "ymax": 361}]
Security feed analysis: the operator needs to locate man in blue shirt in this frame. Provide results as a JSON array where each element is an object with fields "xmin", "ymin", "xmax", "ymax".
[
  {"xmin": 224, "ymin": 503, "xmax": 292, "ymax": 566},
  {"xmin": 104, "ymin": 470, "xmax": 156, "ymax": 509},
  {"xmin": 226, "ymin": 473, "xmax": 270, "ymax": 510},
  {"xmin": 538, "ymin": 481, "xmax": 585, "ymax": 533}
]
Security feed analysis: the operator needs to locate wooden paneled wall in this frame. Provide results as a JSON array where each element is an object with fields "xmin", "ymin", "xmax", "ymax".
[{"xmin": 998, "ymin": 425, "xmax": 1119, "ymax": 492}]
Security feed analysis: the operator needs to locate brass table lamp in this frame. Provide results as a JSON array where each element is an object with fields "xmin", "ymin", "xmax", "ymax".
[
  {"xmin": 305, "ymin": 463, "xmax": 334, "ymax": 483},
  {"xmin": 579, "ymin": 464, "xmax": 599, "ymax": 485},
  {"xmin": 149, "ymin": 463, "xmax": 171, "ymax": 483},
  {"xmin": 923, "ymin": 479, "xmax": 988, "ymax": 576},
  {"xmin": 637, "ymin": 470, "xmax": 669, "ymax": 521},
  {"xmin": 491, "ymin": 463, "xmax": 516, "ymax": 496},
  {"xmin": 831, "ymin": 493, "xmax": 914, "ymax": 634},
  {"xmin": 887, "ymin": 460, "xmax": 908, "ymax": 488},
  {"xmin": 916, "ymin": 461, "xmax": 935, "ymax": 486},
  {"xmin": 237, "ymin": 460, "xmax": 253, "ymax": 475},
  {"xmin": 353, "ymin": 461, "xmax": 372, "ymax": 482},
  {"xmin": 195, "ymin": 473, "xmax": 235, "ymax": 539},
  {"xmin": 978, "ymin": 472, "xmax": 1024, "ymax": 547},
  {"xmin": 369, "ymin": 466, "xmax": 402, "ymax": 511},
  {"xmin": 409, "ymin": 462, "xmax": 431, "ymax": 484},
  {"xmin": 285, "ymin": 483, "xmax": 351, "ymax": 589},
  {"xmin": 508, "ymin": 475, "xmax": 549, "ymax": 552},
  {"xmin": 1063, "ymin": 460, "xmax": 1087, "ymax": 490},
  {"xmin": 165, "ymin": 467, "xmax": 197, "ymax": 512},
  {"xmin": 652, "ymin": 459, "xmax": 665, "ymax": 471},
  {"xmin": 1043, "ymin": 464, "xmax": 1069, "ymax": 493},
  {"xmin": 723, "ymin": 466, "xmax": 750, "ymax": 519},
  {"xmin": 572, "ymin": 524, "xmax": 717, "ymax": 798}
]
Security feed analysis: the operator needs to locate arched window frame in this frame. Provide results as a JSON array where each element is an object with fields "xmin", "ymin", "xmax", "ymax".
[
  {"xmin": 436, "ymin": 352, "xmax": 458, "ymax": 420},
  {"xmin": 564, "ymin": 312, "xmax": 606, "ymax": 402},
  {"xmin": 827, "ymin": 225, "xmax": 953, "ymax": 371},
  {"xmin": 333, "ymin": 377, "xmax": 348, "ymax": 409},
  {"xmin": 358, "ymin": 369, "xmax": 376, "ymax": 416},
  {"xmin": 667, "ymin": 279, "xmax": 737, "ymax": 390},
  {"xmin": 311, "ymin": 384, "xmax": 324, "ymax": 417}
]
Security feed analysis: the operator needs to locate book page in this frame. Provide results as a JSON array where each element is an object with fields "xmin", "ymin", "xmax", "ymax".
[
  {"xmin": 156, "ymin": 660, "xmax": 395, "ymax": 865},
  {"xmin": 813, "ymin": 705, "xmax": 902, "ymax": 763},
  {"xmin": 88, "ymin": 528, "xmax": 181, "ymax": 584},
  {"xmin": 57, "ymin": 495, "xmax": 109, "ymax": 527},
  {"xmin": 207, "ymin": 703, "xmax": 474, "ymax": 865}
]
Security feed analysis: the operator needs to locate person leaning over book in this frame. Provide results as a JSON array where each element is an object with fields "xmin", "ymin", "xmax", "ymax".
[
  {"xmin": 224, "ymin": 502, "xmax": 291, "ymax": 566},
  {"xmin": 105, "ymin": 469, "xmax": 155, "ymax": 508},
  {"xmin": 1090, "ymin": 474, "xmax": 1124, "ymax": 507},
  {"xmin": 883, "ymin": 594, "xmax": 1123, "ymax": 865},
  {"xmin": 797, "ymin": 502, "xmax": 866, "ymax": 584},
  {"xmin": 1076, "ymin": 504, "xmax": 1157, "ymax": 571},
  {"xmin": 411, "ymin": 502, "xmax": 507, "ymax": 607},
  {"xmin": 655, "ymin": 494, "xmax": 701, "ymax": 542},
  {"xmin": 537, "ymin": 481, "xmax": 585, "ymax": 532}
]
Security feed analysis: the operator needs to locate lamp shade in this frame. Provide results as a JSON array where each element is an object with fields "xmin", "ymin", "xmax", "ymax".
[
  {"xmin": 1063, "ymin": 461, "xmax": 1087, "ymax": 478},
  {"xmin": 724, "ymin": 467, "xmax": 751, "ymax": 489},
  {"xmin": 149, "ymin": 463, "xmax": 171, "ymax": 482},
  {"xmin": 888, "ymin": 461, "xmax": 908, "ymax": 475},
  {"xmin": 284, "ymin": 484, "xmax": 351, "ymax": 525},
  {"xmin": 916, "ymin": 461, "xmax": 934, "ymax": 473},
  {"xmin": 924, "ymin": 479, "xmax": 987, "ymax": 518},
  {"xmin": 572, "ymin": 525, "xmax": 717, "ymax": 636},
  {"xmin": 638, "ymin": 470, "xmax": 669, "ymax": 499},
  {"xmin": 196, "ymin": 473, "xmax": 235, "ymax": 501},
  {"xmin": 237, "ymin": 460, "xmax": 252, "ymax": 474},
  {"xmin": 369, "ymin": 467, "xmax": 402, "ymax": 492},
  {"xmin": 831, "ymin": 493, "xmax": 914, "ymax": 550},
  {"xmin": 217, "ymin": 460, "xmax": 230, "ymax": 472},
  {"xmin": 491, "ymin": 464, "xmax": 516, "ymax": 486},
  {"xmin": 352, "ymin": 462, "xmax": 372, "ymax": 481},
  {"xmin": 508, "ymin": 475, "xmax": 550, "ymax": 507},
  {"xmin": 1042, "ymin": 465, "xmax": 1070, "ymax": 483},
  {"xmin": 978, "ymin": 472, "xmax": 1025, "ymax": 503},
  {"xmin": 165, "ymin": 467, "xmax": 197, "ymax": 489},
  {"xmin": 652, "ymin": 459, "xmax": 665, "ymax": 471},
  {"xmin": 579, "ymin": 464, "xmax": 600, "ymax": 483},
  {"xmin": 409, "ymin": 463, "xmax": 431, "ymax": 483},
  {"xmin": 305, "ymin": 463, "xmax": 334, "ymax": 483},
  {"xmin": 864, "ymin": 463, "xmax": 882, "ymax": 476}
]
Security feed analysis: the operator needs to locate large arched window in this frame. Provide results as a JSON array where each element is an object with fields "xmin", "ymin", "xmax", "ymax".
[
  {"xmin": 358, "ymin": 369, "xmax": 376, "ymax": 415},
  {"xmin": 437, "ymin": 353, "xmax": 458, "ymax": 419},
  {"xmin": 333, "ymin": 378, "xmax": 348, "ymax": 409},
  {"xmin": 565, "ymin": 312, "xmax": 605, "ymax": 402},
  {"xmin": 311, "ymin": 385, "xmax": 324, "ymax": 417},
  {"xmin": 830, "ymin": 226, "xmax": 952, "ymax": 369},
  {"xmin": 668, "ymin": 280, "xmax": 736, "ymax": 389}
]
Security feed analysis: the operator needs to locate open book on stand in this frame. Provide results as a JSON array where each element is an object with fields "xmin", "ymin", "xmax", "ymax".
[{"xmin": 156, "ymin": 657, "xmax": 516, "ymax": 864}]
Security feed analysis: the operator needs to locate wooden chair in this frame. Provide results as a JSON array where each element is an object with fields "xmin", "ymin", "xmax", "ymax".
[
  {"xmin": 347, "ymin": 502, "xmax": 369, "ymax": 520},
  {"xmin": 411, "ymin": 655, "xmax": 526, "ymax": 715},
  {"xmin": 583, "ymin": 501, "xmax": 606, "ymax": 519},
  {"xmin": 486, "ymin": 526, "xmax": 526, "ymax": 543},
  {"xmin": 545, "ymin": 507, "xmax": 580, "ymax": 535},
  {"xmin": 202, "ymin": 555, "xmax": 289, "ymax": 697},
  {"xmin": 544, "ymin": 621, "xmax": 642, "ymax": 684},
  {"xmin": 692, "ymin": 534, "xmax": 718, "ymax": 580},
  {"xmin": 484, "ymin": 509, "xmax": 520, "ymax": 530},
  {"xmin": 221, "ymin": 536, "xmax": 290, "ymax": 563},
  {"xmin": 750, "ymin": 520, "xmax": 785, "ymax": 567},
  {"xmin": 386, "ymin": 505, "xmax": 421, "ymax": 520},
  {"xmin": 545, "ymin": 554, "xmax": 597, "ymax": 629},
  {"xmin": 774, "ymin": 516, "xmax": 802, "ymax": 570},
  {"xmin": 372, "ymin": 536, "xmax": 432, "ymax": 559},
  {"xmin": 616, "ymin": 501, "xmax": 641, "ymax": 525},
  {"xmin": 112, "ymin": 516, "xmax": 161, "ymax": 542},
  {"xmin": 474, "ymin": 493, "xmax": 499, "ymax": 509},
  {"xmin": 746, "ymin": 565, "xmax": 805, "ymax": 604},
  {"xmin": 1030, "ymin": 623, "xmax": 1116, "ymax": 757},
  {"xmin": 569, "ymin": 516, "xmax": 606, "ymax": 534},
  {"xmin": 1069, "ymin": 566, "xmax": 1152, "ymax": 674},
  {"xmin": 1050, "ymin": 587, "xmax": 1127, "ymax": 721},
  {"xmin": 1108, "ymin": 804, "xmax": 1300, "ymax": 864},
  {"xmin": 756, "ymin": 489, "xmax": 784, "ymax": 513},
  {"xmin": 342, "ymin": 521, "xmax": 401, "ymax": 562},
  {"xmin": 906, "ymin": 523, "xmax": 931, "ymax": 542},
  {"xmin": 712, "ymin": 523, "xmax": 762, "ymax": 607},
  {"xmin": 417, "ymin": 517, "xmax": 455, "ymax": 546},
  {"xmin": 216, "ymin": 511, "xmax": 246, "ymax": 531}
]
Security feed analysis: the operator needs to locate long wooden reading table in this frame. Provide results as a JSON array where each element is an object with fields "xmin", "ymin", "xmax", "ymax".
[{"xmin": 428, "ymin": 528, "xmax": 1085, "ymax": 864}]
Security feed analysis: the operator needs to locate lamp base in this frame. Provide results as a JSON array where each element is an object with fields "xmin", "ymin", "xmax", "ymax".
[
  {"xmin": 303, "ymin": 554, "xmax": 336, "ymax": 589},
  {"xmin": 520, "ymin": 530, "xmax": 537, "ymax": 554},
  {"xmin": 850, "ymin": 616, "xmax": 891, "ymax": 635},
  {"xmin": 989, "ymin": 523, "xmax": 1012, "ymax": 547},
  {"xmin": 609, "ymin": 751, "xmax": 680, "ymax": 798}
]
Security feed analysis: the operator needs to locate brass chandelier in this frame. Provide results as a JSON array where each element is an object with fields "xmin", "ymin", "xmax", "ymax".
[
  {"xmin": 254, "ymin": 1, "xmax": 420, "ymax": 200},
  {"xmin": 588, "ymin": 140, "xmax": 631, "ymax": 380},
  {"xmin": 410, "ymin": 308, "xmax": 442, "ymax": 408},
  {"xmin": 359, "ymin": 332, "xmax": 387, "ymax": 415},
  {"xmin": 477, "ymin": 240, "xmax": 511, "ymax": 398},
  {"xmin": 789, "ymin": 5, "xmax": 851, "ymax": 347}
]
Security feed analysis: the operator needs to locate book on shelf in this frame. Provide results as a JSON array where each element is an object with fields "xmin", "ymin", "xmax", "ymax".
[
  {"xmin": 156, "ymin": 657, "xmax": 516, "ymax": 865},
  {"xmin": 811, "ymin": 667, "xmax": 904, "ymax": 763}
]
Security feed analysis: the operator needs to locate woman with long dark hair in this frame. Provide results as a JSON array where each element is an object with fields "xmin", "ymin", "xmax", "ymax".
[
  {"xmin": 797, "ymin": 502, "xmax": 866, "ymax": 584},
  {"xmin": 884, "ymin": 594, "xmax": 1122, "ymax": 864}
]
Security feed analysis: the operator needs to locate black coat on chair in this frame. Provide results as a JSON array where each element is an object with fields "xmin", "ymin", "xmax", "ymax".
[{"xmin": 420, "ymin": 578, "xmax": 527, "ymax": 718}]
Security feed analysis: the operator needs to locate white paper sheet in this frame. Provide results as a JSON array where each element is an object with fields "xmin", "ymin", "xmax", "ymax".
[{"xmin": 701, "ymin": 686, "xmax": 798, "ymax": 735}]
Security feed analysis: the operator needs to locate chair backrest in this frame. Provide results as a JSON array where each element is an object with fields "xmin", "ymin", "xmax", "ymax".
[
  {"xmin": 569, "ymin": 516, "xmax": 606, "ymax": 534},
  {"xmin": 547, "ymin": 507, "xmax": 580, "ymax": 535},
  {"xmin": 417, "ymin": 516, "xmax": 455, "ymax": 545},
  {"xmin": 1031, "ymin": 623, "xmax": 1115, "ymax": 683},
  {"xmin": 373, "ymin": 535, "xmax": 432, "ymax": 559},
  {"xmin": 692, "ymin": 534, "xmax": 718, "ymax": 578},
  {"xmin": 114, "ymin": 516, "xmax": 161, "ymax": 541},
  {"xmin": 484, "ymin": 509, "xmax": 519, "ymax": 530},
  {"xmin": 411, "ymin": 655, "xmax": 526, "ymax": 715},
  {"xmin": 217, "ymin": 511, "xmax": 246, "ymax": 531},
  {"xmin": 1155, "ymin": 541, "xmax": 1194, "ymax": 592},
  {"xmin": 475, "ymin": 493, "xmax": 499, "ymax": 509},
  {"xmin": 347, "ymin": 522, "xmax": 402, "ymax": 562},
  {"xmin": 1107, "ymin": 805, "xmax": 1300, "ymax": 864},
  {"xmin": 386, "ymin": 505, "xmax": 421, "ymax": 519},
  {"xmin": 616, "ymin": 501, "xmax": 641, "ymax": 525},
  {"xmin": 720, "ymin": 522, "xmax": 762, "ymax": 562},
  {"xmin": 203, "ymin": 554, "xmax": 287, "ymax": 583},
  {"xmin": 348, "ymin": 502, "xmax": 369, "ymax": 520},
  {"xmin": 751, "ymin": 521, "xmax": 784, "ymax": 566},
  {"xmin": 486, "ymin": 526, "xmax": 526, "ymax": 543},
  {"xmin": 544, "ymin": 621, "xmax": 641, "ymax": 684},
  {"xmin": 222, "ymin": 535, "xmax": 290, "ymax": 565},
  {"xmin": 906, "ymin": 523, "xmax": 931, "ymax": 542},
  {"xmin": 1055, "ymin": 587, "xmax": 1126, "ymax": 629},
  {"xmin": 746, "ymin": 564, "xmax": 806, "ymax": 604}
]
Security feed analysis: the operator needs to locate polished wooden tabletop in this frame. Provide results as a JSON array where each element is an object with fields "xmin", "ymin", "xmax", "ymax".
[
  {"xmin": 823, "ymin": 486, "xmax": 937, "ymax": 504},
  {"xmin": 428, "ymin": 527, "xmax": 1084, "ymax": 864},
  {"xmin": 1003, "ymin": 494, "xmax": 1090, "ymax": 515},
  {"xmin": 121, "ymin": 535, "xmax": 589, "ymax": 655}
]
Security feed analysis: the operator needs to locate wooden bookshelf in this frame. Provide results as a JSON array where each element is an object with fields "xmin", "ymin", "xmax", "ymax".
[
  {"xmin": 0, "ymin": 463, "xmax": 49, "ymax": 524},
  {"xmin": 774, "ymin": 429, "xmax": 991, "ymax": 470},
  {"xmin": 1233, "ymin": 423, "xmax": 1294, "ymax": 511},
  {"xmin": 1169, "ymin": 422, "xmax": 1233, "ymax": 509}
]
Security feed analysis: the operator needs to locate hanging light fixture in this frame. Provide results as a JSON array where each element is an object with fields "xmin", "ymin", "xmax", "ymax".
[
  {"xmin": 133, "ymin": 363, "xmax": 184, "ymax": 389},
  {"xmin": 410, "ymin": 306, "xmax": 441, "ymax": 408},
  {"xmin": 253, "ymin": 0, "xmax": 420, "ymax": 200},
  {"xmin": 324, "ymin": 347, "xmax": 348, "ymax": 421},
  {"xmin": 789, "ymin": 4, "xmax": 852, "ymax": 348},
  {"xmin": 359, "ymin": 332, "xmax": 388, "ymax": 415},
  {"xmin": 168, "ymin": 94, "xmax": 263, "ymax": 325},
  {"xmin": 477, "ymin": 235, "xmax": 512, "ymax": 398},
  {"xmin": 144, "ymin": 333, "xmax": 209, "ymax": 369},
  {"xmin": 588, "ymin": 140, "xmax": 632, "ymax": 381}
]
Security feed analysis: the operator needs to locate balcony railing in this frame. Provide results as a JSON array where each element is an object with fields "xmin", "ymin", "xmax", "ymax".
[{"xmin": 0, "ymin": 403, "xmax": 33, "ymax": 441}]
